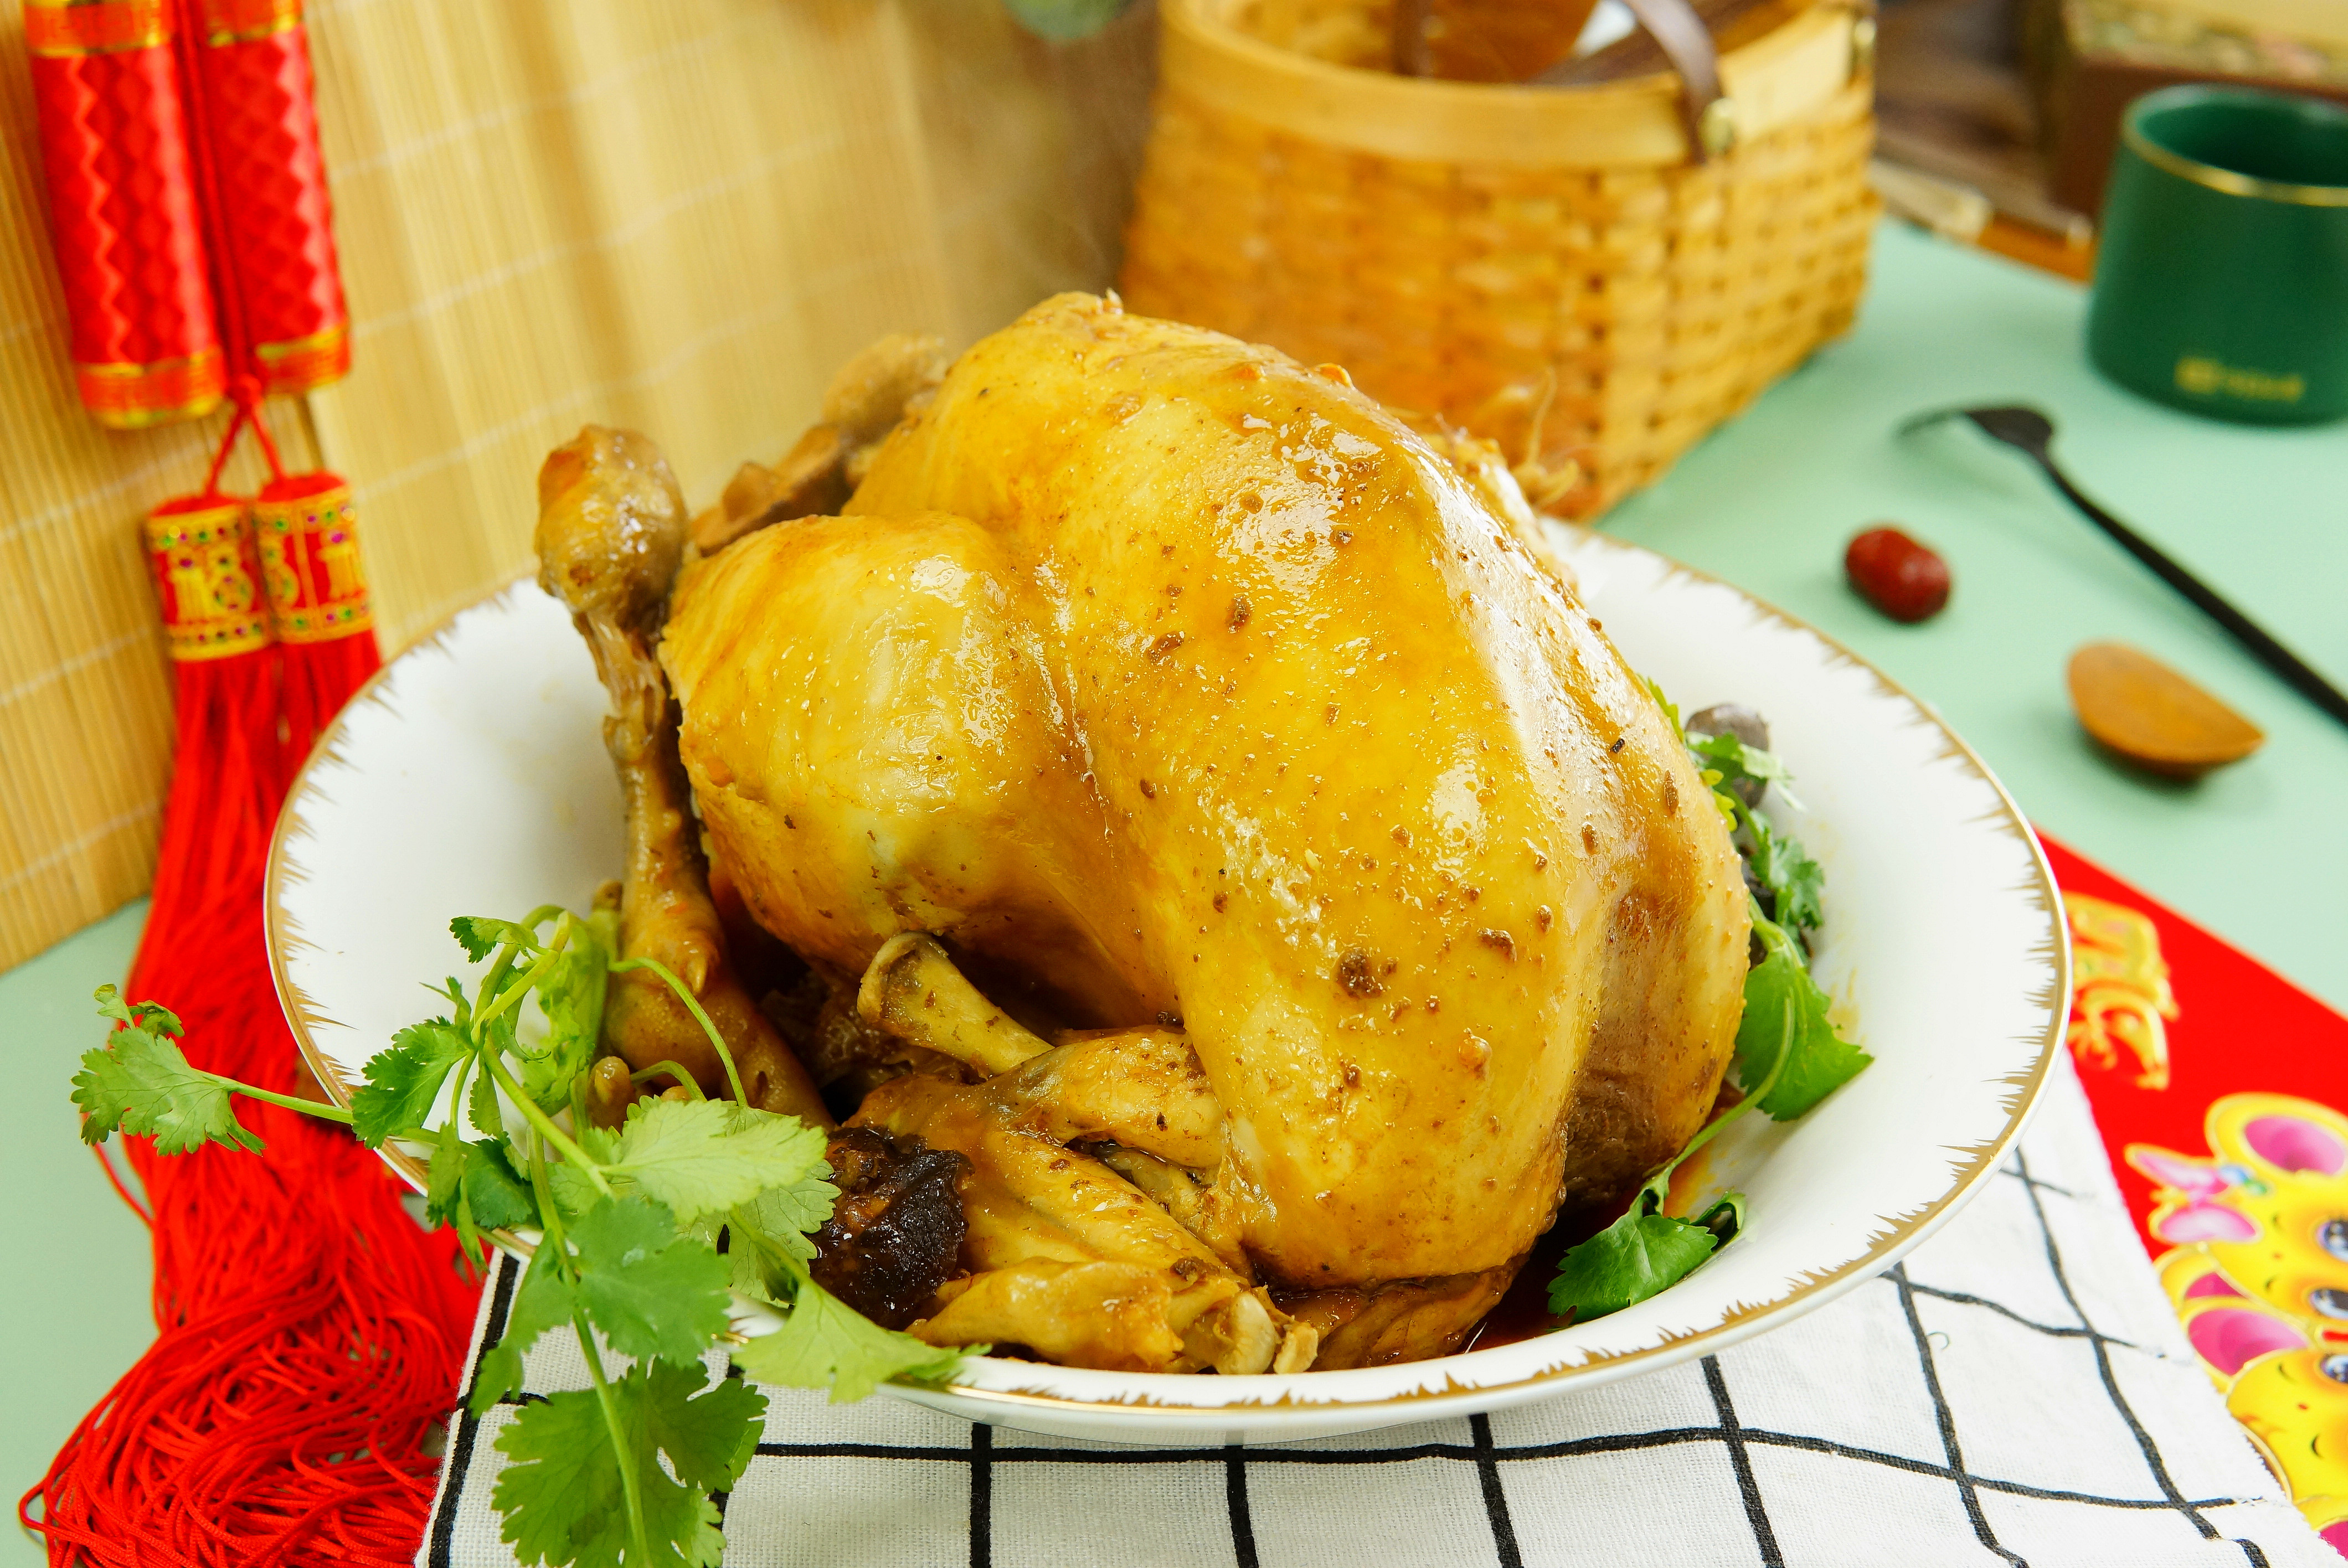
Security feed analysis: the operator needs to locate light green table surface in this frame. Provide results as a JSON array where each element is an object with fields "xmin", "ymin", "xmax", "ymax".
[
  {"xmin": 3, "ymin": 220, "xmax": 2344, "ymax": 1560},
  {"xmin": 1605, "ymin": 221, "xmax": 2346, "ymax": 1013},
  {"xmin": 3, "ymin": 901, "xmax": 155, "ymax": 1561}
]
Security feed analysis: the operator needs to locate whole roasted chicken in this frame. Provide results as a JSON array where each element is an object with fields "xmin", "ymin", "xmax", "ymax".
[{"xmin": 535, "ymin": 295, "xmax": 1750, "ymax": 1376}]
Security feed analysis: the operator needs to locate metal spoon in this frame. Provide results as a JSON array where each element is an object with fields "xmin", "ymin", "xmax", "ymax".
[{"xmin": 1902, "ymin": 404, "xmax": 2348, "ymax": 733}]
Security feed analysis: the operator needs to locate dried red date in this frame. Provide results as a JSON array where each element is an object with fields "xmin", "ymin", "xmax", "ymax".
[{"xmin": 1844, "ymin": 526, "xmax": 1951, "ymax": 623}]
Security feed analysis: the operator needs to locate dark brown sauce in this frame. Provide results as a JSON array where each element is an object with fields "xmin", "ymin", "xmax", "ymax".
[{"xmin": 1463, "ymin": 1199, "xmax": 1623, "ymax": 1352}]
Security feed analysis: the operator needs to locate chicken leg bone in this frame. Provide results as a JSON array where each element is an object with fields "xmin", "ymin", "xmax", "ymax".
[
  {"xmin": 535, "ymin": 426, "xmax": 829, "ymax": 1123},
  {"xmin": 858, "ymin": 932, "xmax": 1052, "ymax": 1077}
]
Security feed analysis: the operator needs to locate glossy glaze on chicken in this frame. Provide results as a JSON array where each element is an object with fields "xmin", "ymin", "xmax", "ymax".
[{"xmin": 534, "ymin": 295, "xmax": 1750, "ymax": 1374}]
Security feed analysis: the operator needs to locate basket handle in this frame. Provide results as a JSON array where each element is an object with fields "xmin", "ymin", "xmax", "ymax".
[{"xmin": 1532, "ymin": 0, "xmax": 1735, "ymax": 162}]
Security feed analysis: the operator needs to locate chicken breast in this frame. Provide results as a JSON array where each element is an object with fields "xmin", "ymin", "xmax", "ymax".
[{"xmin": 658, "ymin": 293, "xmax": 1748, "ymax": 1348}]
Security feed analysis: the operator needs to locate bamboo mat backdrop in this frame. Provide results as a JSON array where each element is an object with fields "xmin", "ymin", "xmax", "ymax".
[{"xmin": 0, "ymin": 0, "xmax": 1155, "ymax": 972}]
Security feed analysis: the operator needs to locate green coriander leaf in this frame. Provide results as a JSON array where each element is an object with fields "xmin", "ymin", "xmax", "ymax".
[
  {"xmin": 73, "ymin": 1009, "xmax": 262, "ymax": 1156},
  {"xmin": 1734, "ymin": 911, "xmax": 1872, "ymax": 1120},
  {"xmin": 516, "ymin": 1046, "xmax": 580, "ymax": 1116},
  {"xmin": 1691, "ymin": 730, "xmax": 1795, "ymax": 803},
  {"xmin": 451, "ymin": 915, "xmax": 537, "ymax": 963},
  {"xmin": 480, "ymin": 1007, "xmax": 521, "ymax": 1067},
  {"xmin": 637, "ymin": 1358, "xmax": 765, "ymax": 1490},
  {"xmin": 737, "ymin": 1181, "xmax": 831, "ymax": 1265},
  {"xmin": 1699, "ymin": 766, "xmax": 1741, "ymax": 826},
  {"xmin": 462, "ymin": 1139, "xmax": 540, "ymax": 1231},
  {"xmin": 467, "ymin": 1348, "xmax": 522, "ymax": 1420},
  {"xmin": 95, "ymin": 984, "xmax": 182, "ymax": 1039},
  {"xmin": 507, "ymin": 1246, "xmax": 579, "ymax": 1347},
  {"xmin": 1639, "ymin": 675, "xmax": 1687, "ymax": 745},
  {"xmin": 527, "ymin": 915, "xmax": 612, "ymax": 1111},
  {"xmin": 734, "ymin": 1272, "xmax": 970, "ymax": 1403},
  {"xmin": 467, "ymin": 1068, "xmax": 507, "ymax": 1140},
  {"xmin": 748, "ymin": 1164, "xmax": 836, "ymax": 1241},
  {"xmin": 605, "ymin": 1100, "xmax": 832, "ymax": 1226},
  {"xmin": 492, "ymin": 1360, "xmax": 746, "ymax": 1568},
  {"xmin": 1747, "ymin": 814, "xmax": 1826, "ymax": 938},
  {"xmin": 679, "ymin": 1210, "xmax": 725, "ymax": 1252},
  {"xmin": 1546, "ymin": 1190, "xmax": 1722, "ymax": 1322},
  {"xmin": 491, "ymin": 1386, "xmax": 631, "ymax": 1568},
  {"xmin": 71, "ymin": 1048, "xmax": 135, "ymax": 1147},
  {"xmin": 470, "ymin": 1245, "xmax": 578, "ymax": 1415},
  {"xmin": 569, "ymin": 1196, "xmax": 733, "ymax": 1364},
  {"xmin": 351, "ymin": 1020, "xmax": 472, "ymax": 1147},
  {"xmin": 1694, "ymin": 1191, "xmax": 1746, "ymax": 1249},
  {"xmin": 545, "ymin": 1121, "xmax": 617, "ymax": 1217},
  {"xmin": 723, "ymin": 1195, "xmax": 825, "ymax": 1306},
  {"xmin": 92, "ymin": 983, "xmax": 134, "ymax": 1030},
  {"xmin": 726, "ymin": 1231, "xmax": 786, "ymax": 1306},
  {"xmin": 648, "ymin": 1483, "xmax": 724, "ymax": 1568},
  {"xmin": 548, "ymin": 1159, "xmax": 602, "ymax": 1219},
  {"xmin": 436, "ymin": 977, "xmax": 474, "ymax": 1033},
  {"xmin": 425, "ymin": 1118, "xmax": 468, "ymax": 1228}
]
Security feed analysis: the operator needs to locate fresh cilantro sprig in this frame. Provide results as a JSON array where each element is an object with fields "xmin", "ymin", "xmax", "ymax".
[
  {"xmin": 1746, "ymin": 812, "xmax": 1825, "ymax": 939},
  {"xmin": 1646, "ymin": 679, "xmax": 1823, "ymax": 945},
  {"xmin": 70, "ymin": 903, "xmax": 980, "ymax": 1568},
  {"xmin": 1687, "ymin": 728, "xmax": 1799, "ymax": 814},
  {"xmin": 75, "ymin": 986, "xmax": 353, "ymax": 1153},
  {"xmin": 1550, "ymin": 683, "xmax": 1873, "ymax": 1324}
]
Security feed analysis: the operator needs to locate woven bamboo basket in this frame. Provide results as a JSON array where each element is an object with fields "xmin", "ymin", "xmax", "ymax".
[{"xmin": 1119, "ymin": 0, "xmax": 1881, "ymax": 514}]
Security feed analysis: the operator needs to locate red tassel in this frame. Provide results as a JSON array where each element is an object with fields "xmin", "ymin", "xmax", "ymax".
[
  {"xmin": 30, "ymin": 1102, "xmax": 479, "ymax": 1568},
  {"xmin": 137, "ymin": 493, "xmax": 282, "ymax": 953},
  {"xmin": 20, "ymin": 409, "xmax": 472, "ymax": 1568}
]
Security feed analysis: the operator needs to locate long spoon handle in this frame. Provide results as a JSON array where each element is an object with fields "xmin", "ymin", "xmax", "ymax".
[{"xmin": 2026, "ymin": 453, "xmax": 2348, "ymax": 732}]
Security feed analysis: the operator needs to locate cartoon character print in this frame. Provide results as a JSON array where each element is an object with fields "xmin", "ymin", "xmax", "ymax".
[{"xmin": 2133, "ymin": 1095, "xmax": 2348, "ymax": 1551}]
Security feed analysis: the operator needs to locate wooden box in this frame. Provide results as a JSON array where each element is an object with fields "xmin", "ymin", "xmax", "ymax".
[{"xmin": 2025, "ymin": 0, "xmax": 2348, "ymax": 216}]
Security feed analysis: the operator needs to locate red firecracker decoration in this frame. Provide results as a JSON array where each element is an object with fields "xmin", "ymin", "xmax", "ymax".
[
  {"xmin": 181, "ymin": 0, "xmax": 351, "ymax": 394},
  {"xmin": 23, "ymin": 0, "xmax": 228, "ymax": 425},
  {"xmin": 19, "ymin": 394, "xmax": 473, "ymax": 1568},
  {"xmin": 23, "ymin": 0, "xmax": 349, "ymax": 425}
]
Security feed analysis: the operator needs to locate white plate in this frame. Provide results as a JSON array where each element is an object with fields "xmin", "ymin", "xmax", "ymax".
[{"xmin": 267, "ymin": 527, "xmax": 2065, "ymax": 1446}]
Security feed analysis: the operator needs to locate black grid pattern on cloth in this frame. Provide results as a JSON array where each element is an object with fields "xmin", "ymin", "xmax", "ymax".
[{"xmin": 419, "ymin": 1138, "xmax": 2303, "ymax": 1568}]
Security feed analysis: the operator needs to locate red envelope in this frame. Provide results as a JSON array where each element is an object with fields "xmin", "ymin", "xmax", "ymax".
[{"xmin": 2044, "ymin": 833, "xmax": 2348, "ymax": 1552}]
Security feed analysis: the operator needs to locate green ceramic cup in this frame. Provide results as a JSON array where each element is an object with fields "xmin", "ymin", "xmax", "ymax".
[{"xmin": 2086, "ymin": 85, "xmax": 2348, "ymax": 426}]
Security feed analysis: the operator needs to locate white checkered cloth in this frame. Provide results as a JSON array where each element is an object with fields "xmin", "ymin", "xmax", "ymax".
[{"xmin": 420, "ymin": 1055, "xmax": 2330, "ymax": 1567}]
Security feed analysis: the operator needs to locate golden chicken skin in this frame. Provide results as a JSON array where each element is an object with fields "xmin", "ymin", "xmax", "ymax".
[{"xmin": 540, "ymin": 295, "xmax": 1749, "ymax": 1373}]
